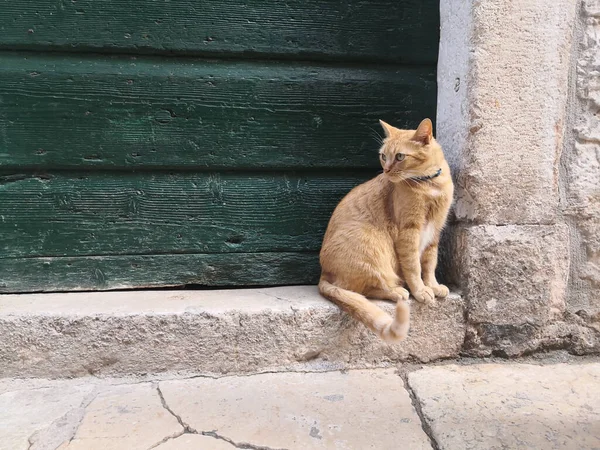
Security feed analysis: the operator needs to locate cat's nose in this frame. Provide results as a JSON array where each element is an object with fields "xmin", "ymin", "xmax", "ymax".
[{"xmin": 383, "ymin": 167, "xmax": 391, "ymax": 173}]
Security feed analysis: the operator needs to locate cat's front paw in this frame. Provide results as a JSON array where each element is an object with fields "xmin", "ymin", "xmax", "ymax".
[
  {"xmin": 393, "ymin": 286, "xmax": 410, "ymax": 301},
  {"xmin": 412, "ymin": 286, "xmax": 435, "ymax": 305},
  {"xmin": 431, "ymin": 284, "xmax": 449, "ymax": 298}
]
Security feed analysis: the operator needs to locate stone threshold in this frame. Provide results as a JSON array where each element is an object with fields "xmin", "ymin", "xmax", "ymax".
[{"xmin": 0, "ymin": 286, "xmax": 464, "ymax": 378}]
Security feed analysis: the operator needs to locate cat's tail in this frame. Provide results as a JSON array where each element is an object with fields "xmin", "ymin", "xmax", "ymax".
[{"xmin": 318, "ymin": 279, "xmax": 409, "ymax": 342}]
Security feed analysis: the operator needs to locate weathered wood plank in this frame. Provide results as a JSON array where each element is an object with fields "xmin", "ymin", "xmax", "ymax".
[
  {"xmin": 0, "ymin": 252, "xmax": 320, "ymax": 293},
  {"xmin": 0, "ymin": 0, "xmax": 439, "ymax": 64},
  {"xmin": 0, "ymin": 53, "xmax": 436, "ymax": 171},
  {"xmin": 0, "ymin": 172, "xmax": 370, "ymax": 258}
]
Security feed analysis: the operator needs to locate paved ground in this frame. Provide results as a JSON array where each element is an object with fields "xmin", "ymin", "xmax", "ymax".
[{"xmin": 1, "ymin": 361, "xmax": 599, "ymax": 450}]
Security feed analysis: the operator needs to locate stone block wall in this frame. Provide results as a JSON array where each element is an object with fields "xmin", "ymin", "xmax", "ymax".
[
  {"xmin": 565, "ymin": 0, "xmax": 600, "ymax": 320},
  {"xmin": 438, "ymin": 0, "xmax": 600, "ymax": 356}
]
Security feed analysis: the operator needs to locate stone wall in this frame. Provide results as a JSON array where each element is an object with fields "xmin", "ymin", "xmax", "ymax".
[
  {"xmin": 564, "ymin": 0, "xmax": 600, "ymax": 332},
  {"xmin": 438, "ymin": 0, "xmax": 600, "ymax": 356}
]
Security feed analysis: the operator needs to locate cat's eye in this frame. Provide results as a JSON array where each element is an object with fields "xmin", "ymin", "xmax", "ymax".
[
  {"xmin": 380, "ymin": 153, "xmax": 386, "ymax": 161},
  {"xmin": 395, "ymin": 153, "xmax": 406, "ymax": 161}
]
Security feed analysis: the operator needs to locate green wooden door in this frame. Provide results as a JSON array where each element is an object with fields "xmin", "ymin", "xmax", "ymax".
[{"xmin": 0, "ymin": 1, "xmax": 439, "ymax": 292}]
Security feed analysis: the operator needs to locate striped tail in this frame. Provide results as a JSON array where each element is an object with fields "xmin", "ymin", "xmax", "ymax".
[{"xmin": 318, "ymin": 278, "xmax": 410, "ymax": 342}]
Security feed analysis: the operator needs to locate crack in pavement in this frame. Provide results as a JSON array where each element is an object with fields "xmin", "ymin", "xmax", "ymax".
[
  {"xmin": 156, "ymin": 383, "xmax": 196, "ymax": 432},
  {"xmin": 149, "ymin": 383, "xmax": 192, "ymax": 449},
  {"xmin": 400, "ymin": 372, "xmax": 440, "ymax": 450},
  {"xmin": 67, "ymin": 389, "xmax": 100, "ymax": 444},
  {"xmin": 202, "ymin": 430, "xmax": 287, "ymax": 450},
  {"xmin": 26, "ymin": 387, "xmax": 99, "ymax": 450},
  {"xmin": 155, "ymin": 383, "xmax": 286, "ymax": 450},
  {"xmin": 147, "ymin": 429, "xmax": 186, "ymax": 450}
]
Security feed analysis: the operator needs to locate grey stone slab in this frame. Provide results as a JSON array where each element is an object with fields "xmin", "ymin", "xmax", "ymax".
[
  {"xmin": 0, "ymin": 381, "xmax": 94, "ymax": 450},
  {"xmin": 59, "ymin": 383, "xmax": 182, "ymax": 450},
  {"xmin": 408, "ymin": 363, "xmax": 600, "ymax": 450},
  {"xmin": 0, "ymin": 286, "xmax": 465, "ymax": 378},
  {"xmin": 160, "ymin": 369, "xmax": 432, "ymax": 450},
  {"xmin": 458, "ymin": 224, "xmax": 569, "ymax": 327}
]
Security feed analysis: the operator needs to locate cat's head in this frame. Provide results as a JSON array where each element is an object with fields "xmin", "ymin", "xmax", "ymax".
[{"xmin": 377, "ymin": 118, "xmax": 444, "ymax": 183}]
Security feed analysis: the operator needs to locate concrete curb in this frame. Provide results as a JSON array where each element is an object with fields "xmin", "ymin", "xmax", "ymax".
[{"xmin": 0, "ymin": 286, "xmax": 465, "ymax": 378}]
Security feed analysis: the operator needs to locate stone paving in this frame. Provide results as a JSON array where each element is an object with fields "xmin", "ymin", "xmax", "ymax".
[{"xmin": 1, "ymin": 361, "xmax": 599, "ymax": 450}]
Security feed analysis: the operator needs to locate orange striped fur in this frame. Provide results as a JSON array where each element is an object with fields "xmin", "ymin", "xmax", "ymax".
[{"xmin": 319, "ymin": 119, "xmax": 454, "ymax": 342}]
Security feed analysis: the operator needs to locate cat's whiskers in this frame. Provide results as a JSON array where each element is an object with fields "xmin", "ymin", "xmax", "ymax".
[
  {"xmin": 368, "ymin": 127, "xmax": 385, "ymax": 146},
  {"xmin": 384, "ymin": 172, "xmax": 414, "ymax": 189},
  {"xmin": 399, "ymin": 178, "xmax": 412, "ymax": 189}
]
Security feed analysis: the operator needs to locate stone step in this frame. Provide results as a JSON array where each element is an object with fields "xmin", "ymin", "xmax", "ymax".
[{"xmin": 0, "ymin": 286, "xmax": 465, "ymax": 378}]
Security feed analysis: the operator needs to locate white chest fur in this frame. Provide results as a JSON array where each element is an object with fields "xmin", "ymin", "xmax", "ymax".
[
  {"xmin": 428, "ymin": 187, "xmax": 443, "ymax": 198},
  {"xmin": 419, "ymin": 222, "xmax": 435, "ymax": 255}
]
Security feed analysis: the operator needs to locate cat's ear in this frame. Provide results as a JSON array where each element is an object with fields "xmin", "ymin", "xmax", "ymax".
[
  {"xmin": 412, "ymin": 118, "xmax": 433, "ymax": 145},
  {"xmin": 379, "ymin": 120, "xmax": 396, "ymax": 138}
]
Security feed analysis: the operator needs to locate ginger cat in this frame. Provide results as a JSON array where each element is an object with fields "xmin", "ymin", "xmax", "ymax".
[{"xmin": 318, "ymin": 118, "xmax": 453, "ymax": 342}]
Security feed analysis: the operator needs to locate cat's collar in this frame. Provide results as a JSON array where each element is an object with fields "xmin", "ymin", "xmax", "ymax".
[{"xmin": 409, "ymin": 168, "xmax": 442, "ymax": 182}]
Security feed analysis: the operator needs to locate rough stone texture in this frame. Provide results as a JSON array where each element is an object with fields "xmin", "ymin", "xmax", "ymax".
[
  {"xmin": 60, "ymin": 383, "xmax": 182, "ymax": 450},
  {"xmin": 0, "ymin": 287, "xmax": 465, "ymax": 378},
  {"xmin": 160, "ymin": 369, "xmax": 431, "ymax": 450},
  {"xmin": 569, "ymin": 217, "xmax": 600, "ymax": 313},
  {"xmin": 436, "ymin": 0, "xmax": 595, "ymax": 358},
  {"xmin": 453, "ymin": 224, "xmax": 600, "ymax": 356},
  {"xmin": 563, "ymin": 0, "xmax": 600, "ymax": 320},
  {"xmin": 438, "ymin": 0, "xmax": 577, "ymax": 225},
  {"xmin": 409, "ymin": 363, "xmax": 600, "ymax": 450},
  {"xmin": 0, "ymin": 382, "xmax": 94, "ymax": 450},
  {"xmin": 465, "ymin": 317, "xmax": 600, "ymax": 358},
  {"xmin": 458, "ymin": 224, "xmax": 570, "ymax": 326}
]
